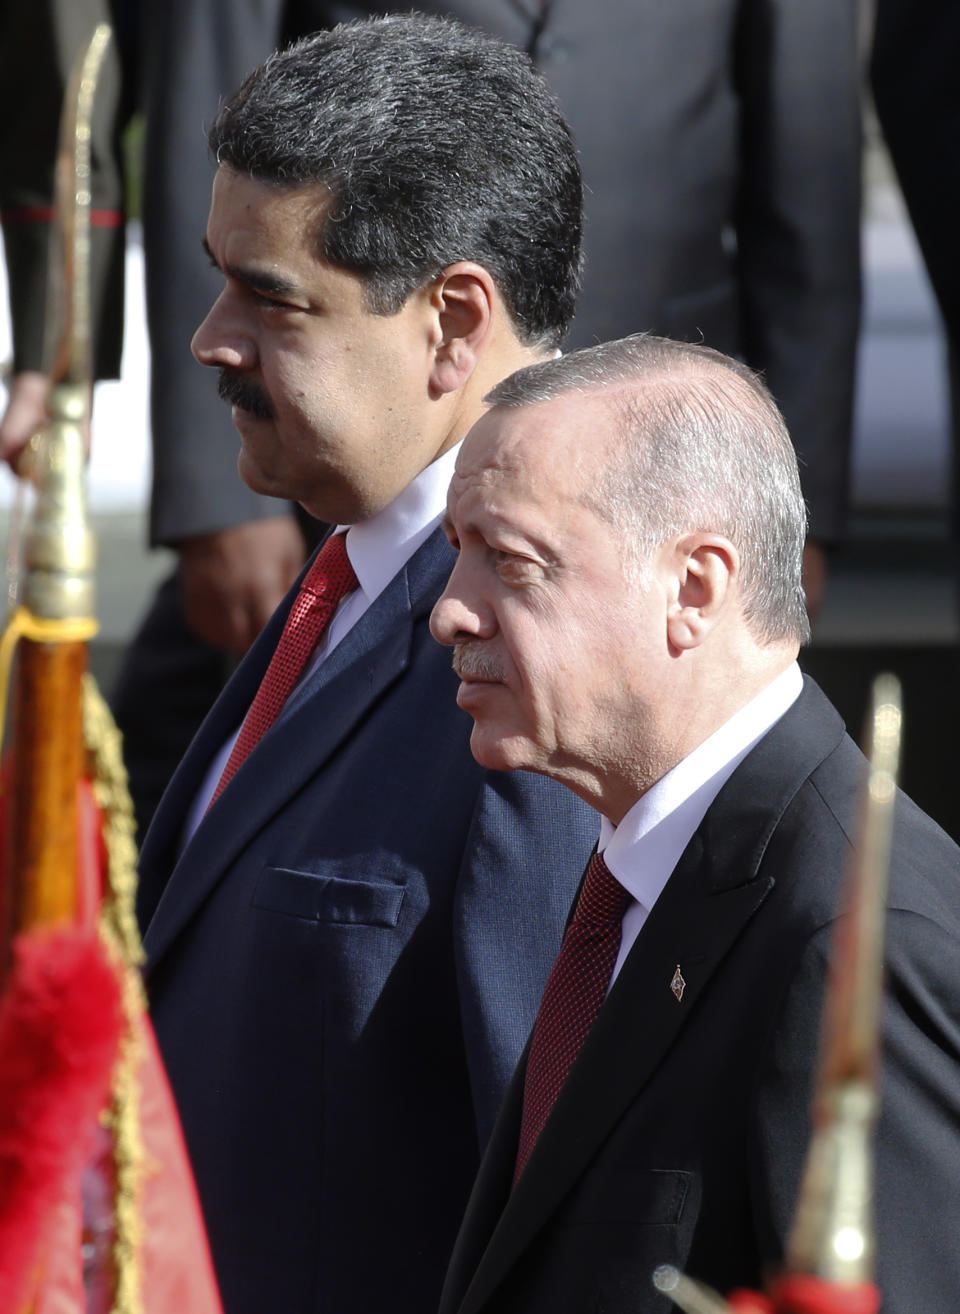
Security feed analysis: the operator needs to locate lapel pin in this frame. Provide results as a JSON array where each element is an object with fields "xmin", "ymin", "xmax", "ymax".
[{"xmin": 670, "ymin": 964, "xmax": 686, "ymax": 1002}]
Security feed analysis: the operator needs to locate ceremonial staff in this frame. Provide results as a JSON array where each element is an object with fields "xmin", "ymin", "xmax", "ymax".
[
  {"xmin": 0, "ymin": 26, "xmax": 224, "ymax": 1314},
  {"xmin": 0, "ymin": 27, "xmax": 129, "ymax": 1314},
  {"xmin": 1, "ymin": 24, "xmax": 109, "ymax": 943},
  {"xmin": 654, "ymin": 675, "xmax": 901, "ymax": 1314}
]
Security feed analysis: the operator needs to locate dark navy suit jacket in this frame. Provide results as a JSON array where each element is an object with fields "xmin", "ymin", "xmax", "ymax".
[
  {"xmin": 137, "ymin": 528, "xmax": 599, "ymax": 1314},
  {"xmin": 440, "ymin": 680, "xmax": 960, "ymax": 1314}
]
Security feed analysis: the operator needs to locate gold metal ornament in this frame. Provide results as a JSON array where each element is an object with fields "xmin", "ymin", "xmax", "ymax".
[
  {"xmin": 18, "ymin": 23, "xmax": 112, "ymax": 625},
  {"xmin": 785, "ymin": 674, "xmax": 901, "ymax": 1286}
]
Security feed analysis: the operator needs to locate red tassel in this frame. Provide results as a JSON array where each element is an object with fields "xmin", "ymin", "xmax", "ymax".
[
  {"xmin": 770, "ymin": 1276, "xmax": 882, "ymax": 1314},
  {"xmin": 0, "ymin": 928, "xmax": 123, "ymax": 1313},
  {"xmin": 729, "ymin": 1291, "xmax": 775, "ymax": 1312}
]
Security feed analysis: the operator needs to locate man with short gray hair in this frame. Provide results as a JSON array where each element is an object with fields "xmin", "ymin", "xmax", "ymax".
[{"xmin": 432, "ymin": 335, "xmax": 960, "ymax": 1314}]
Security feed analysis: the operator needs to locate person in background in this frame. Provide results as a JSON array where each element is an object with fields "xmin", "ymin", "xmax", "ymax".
[{"xmin": 871, "ymin": 0, "xmax": 960, "ymax": 549}]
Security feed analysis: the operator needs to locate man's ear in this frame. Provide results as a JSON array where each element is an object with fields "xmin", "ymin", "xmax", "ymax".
[
  {"xmin": 427, "ymin": 262, "xmax": 496, "ymax": 397},
  {"xmin": 665, "ymin": 534, "xmax": 739, "ymax": 651}
]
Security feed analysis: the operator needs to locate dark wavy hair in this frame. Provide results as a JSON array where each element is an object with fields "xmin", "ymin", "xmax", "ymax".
[{"xmin": 208, "ymin": 13, "xmax": 583, "ymax": 349}]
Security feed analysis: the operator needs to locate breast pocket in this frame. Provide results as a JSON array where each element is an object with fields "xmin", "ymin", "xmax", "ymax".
[
  {"xmin": 524, "ymin": 1169, "xmax": 699, "ymax": 1314},
  {"xmin": 563, "ymin": 1165, "xmax": 692, "ymax": 1226},
  {"xmin": 252, "ymin": 864, "xmax": 406, "ymax": 927}
]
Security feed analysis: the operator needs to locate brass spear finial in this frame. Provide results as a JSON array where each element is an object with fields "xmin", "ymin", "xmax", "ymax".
[
  {"xmin": 785, "ymin": 674, "xmax": 901, "ymax": 1285},
  {"xmin": 19, "ymin": 23, "xmax": 112, "ymax": 626},
  {"xmin": 3, "ymin": 24, "xmax": 112, "ymax": 943}
]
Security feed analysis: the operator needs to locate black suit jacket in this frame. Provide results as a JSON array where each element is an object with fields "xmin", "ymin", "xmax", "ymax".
[
  {"xmin": 440, "ymin": 679, "xmax": 960, "ymax": 1314},
  {"xmin": 871, "ymin": 0, "xmax": 960, "ymax": 528},
  {"xmin": 0, "ymin": 0, "xmax": 127, "ymax": 379}
]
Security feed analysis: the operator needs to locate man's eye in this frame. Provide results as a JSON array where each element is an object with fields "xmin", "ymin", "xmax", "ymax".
[
  {"xmin": 494, "ymin": 551, "xmax": 540, "ymax": 582},
  {"xmin": 252, "ymin": 290, "xmax": 289, "ymax": 311}
]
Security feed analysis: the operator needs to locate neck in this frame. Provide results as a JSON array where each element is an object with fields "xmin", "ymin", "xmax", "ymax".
[
  {"xmin": 439, "ymin": 337, "xmax": 556, "ymax": 455},
  {"xmin": 593, "ymin": 643, "xmax": 800, "ymax": 824}
]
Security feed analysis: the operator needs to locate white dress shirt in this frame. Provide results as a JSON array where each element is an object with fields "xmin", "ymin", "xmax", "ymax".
[
  {"xmin": 182, "ymin": 442, "xmax": 462, "ymax": 842},
  {"xmin": 602, "ymin": 662, "xmax": 804, "ymax": 983}
]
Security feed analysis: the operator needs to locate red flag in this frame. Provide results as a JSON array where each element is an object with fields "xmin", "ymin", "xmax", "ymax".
[
  {"xmin": 0, "ymin": 927, "xmax": 122, "ymax": 1314},
  {"xmin": 0, "ymin": 745, "xmax": 224, "ymax": 1314}
]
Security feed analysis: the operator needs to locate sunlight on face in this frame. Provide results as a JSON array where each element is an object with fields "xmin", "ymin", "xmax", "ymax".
[
  {"xmin": 193, "ymin": 167, "xmax": 441, "ymax": 524},
  {"xmin": 431, "ymin": 395, "xmax": 673, "ymax": 815}
]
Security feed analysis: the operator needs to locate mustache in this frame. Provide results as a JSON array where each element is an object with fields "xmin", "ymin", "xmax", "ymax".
[
  {"xmin": 453, "ymin": 643, "xmax": 505, "ymax": 682},
  {"xmin": 217, "ymin": 368, "xmax": 276, "ymax": 420}
]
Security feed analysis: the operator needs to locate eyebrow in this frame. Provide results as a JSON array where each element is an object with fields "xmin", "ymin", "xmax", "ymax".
[{"xmin": 202, "ymin": 236, "xmax": 301, "ymax": 298}]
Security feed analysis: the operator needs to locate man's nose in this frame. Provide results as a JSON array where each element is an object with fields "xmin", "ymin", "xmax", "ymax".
[
  {"xmin": 191, "ymin": 294, "xmax": 255, "ymax": 371},
  {"xmin": 430, "ymin": 565, "xmax": 495, "ymax": 646}
]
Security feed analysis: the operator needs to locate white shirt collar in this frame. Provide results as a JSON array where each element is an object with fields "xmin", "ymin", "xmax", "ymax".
[
  {"xmin": 340, "ymin": 442, "xmax": 461, "ymax": 605},
  {"xmin": 600, "ymin": 662, "xmax": 803, "ymax": 915}
]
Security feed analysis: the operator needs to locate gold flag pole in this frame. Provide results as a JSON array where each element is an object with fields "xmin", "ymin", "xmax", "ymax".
[
  {"xmin": 654, "ymin": 674, "xmax": 901, "ymax": 1314},
  {"xmin": 782, "ymin": 674, "xmax": 900, "ymax": 1291},
  {"xmin": 1, "ymin": 24, "xmax": 110, "ymax": 949},
  {"xmin": 0, "ymin": 30, "xmax": 222, "ymax": 1314}
]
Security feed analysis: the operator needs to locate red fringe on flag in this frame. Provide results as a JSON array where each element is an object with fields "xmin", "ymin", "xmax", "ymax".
[{"xmin": 0, "ymin": 927, "xmax": 123, "ymax": 1313}]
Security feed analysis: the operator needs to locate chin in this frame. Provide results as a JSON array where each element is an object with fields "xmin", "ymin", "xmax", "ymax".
[
  {"xmin": 468, "ymin": 724, "xmax": 538, "ymax": 774},
  {"xmin": 237, "ymin": 447, "xmax": 285, "ymax": 499}
]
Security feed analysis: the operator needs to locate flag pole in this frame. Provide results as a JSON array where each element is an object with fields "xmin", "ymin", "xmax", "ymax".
[
  {"xmin": 2, "ymin": 25, "xmax": 109, "ymax": 946},
  {"xmin": 0, "ymin": 29, "xmax": 225, "ymax": 1314}
]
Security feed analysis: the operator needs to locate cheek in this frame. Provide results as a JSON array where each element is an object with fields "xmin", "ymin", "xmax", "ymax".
[
  {"xmin": 270, "ymin": 349, "xmax": 324, "ymax": 405},
  {"xmin": 523, "ymin": 618, "xmax": 589, "ymax": 684},
  {"xmin": 269, "ymin": 363, "xmax": 347, "ymax": 448},
  {"xmin": 525, "ymin": 632, "xmax": 609, "ymax": 740},
  {"xmin": 499, "ymin": 648, "xmax": 567, "ymax": 743}
]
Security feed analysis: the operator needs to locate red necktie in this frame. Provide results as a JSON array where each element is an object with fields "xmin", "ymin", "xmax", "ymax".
[
  {"xmin": 514, "ymin": 852, "xmax": 632, "ymax": 1182},
  {"xmin": 209, "ymin": 533, "xmax": 358, "ymax": 806}
]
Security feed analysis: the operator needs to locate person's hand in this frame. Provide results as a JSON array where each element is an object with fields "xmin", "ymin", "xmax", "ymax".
[
  {"xmin": 0, "ymin": 371, "xmax": 95, "ymax": 474},
  {"xmin": 0, "ymin": 371, "xmax": 49, "ymax": 467},
  {"xmin": 802, "ymin": 539, "xmax": 828, "ymax": 626},
  {"xmin": 178, "ymin": 515, "xmax": 307, "ymax": 658}
]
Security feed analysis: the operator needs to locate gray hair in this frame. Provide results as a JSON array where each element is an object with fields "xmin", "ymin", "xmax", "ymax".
[{"xmin": 486, "ymin": 335, "xmax": 811, "ymax": 646}]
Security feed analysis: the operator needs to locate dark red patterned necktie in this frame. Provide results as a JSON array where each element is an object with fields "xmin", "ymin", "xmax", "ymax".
[
  {"xmin": 514, "ymin": 852, "xmax": 632, "ymax": 1182},
  {"xmin": 209, "ymin": 533, "xmax": 358, "ymax": 806}
]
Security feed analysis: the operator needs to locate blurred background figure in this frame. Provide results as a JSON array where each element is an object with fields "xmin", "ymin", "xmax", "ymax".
[
  {"xmin": 793, "ymin": 0, "xmax": 960, "ymax": 845},
  {"xmin": 0, "ymin": 0, "xmax": 128, "ymax": 456},
  {"xmin": 1, "ymin": 0, "xmax": 862, "ymax": 839},
  {"xmin": 871, "ymin": 0, "xmax": 960, "ymax": 539}
]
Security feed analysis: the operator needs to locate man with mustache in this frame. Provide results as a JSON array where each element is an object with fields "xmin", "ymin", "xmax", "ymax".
[
  {"xmin": 134, "ymin": 16, "xmax": 597, "ymax": 1314},
  {"xmin": 432, "ymin": 335, "xmax": 960, "ymax": 1313},
  {"xmin": 217, "ymin": 370, "xmax": 275, "ymax": 420}
]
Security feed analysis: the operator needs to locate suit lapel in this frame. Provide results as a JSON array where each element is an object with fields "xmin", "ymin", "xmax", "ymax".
[
  {"xmin": 135, "ymin": 573, "xmax": 295, "ymax": 930},
  {"xmin": 451, "ymin": 679, "xmax": 846, "ymax": 1314},
  {"xmin": 141, "ymin": 529, "xmax": 454, "ymax": 969}
]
